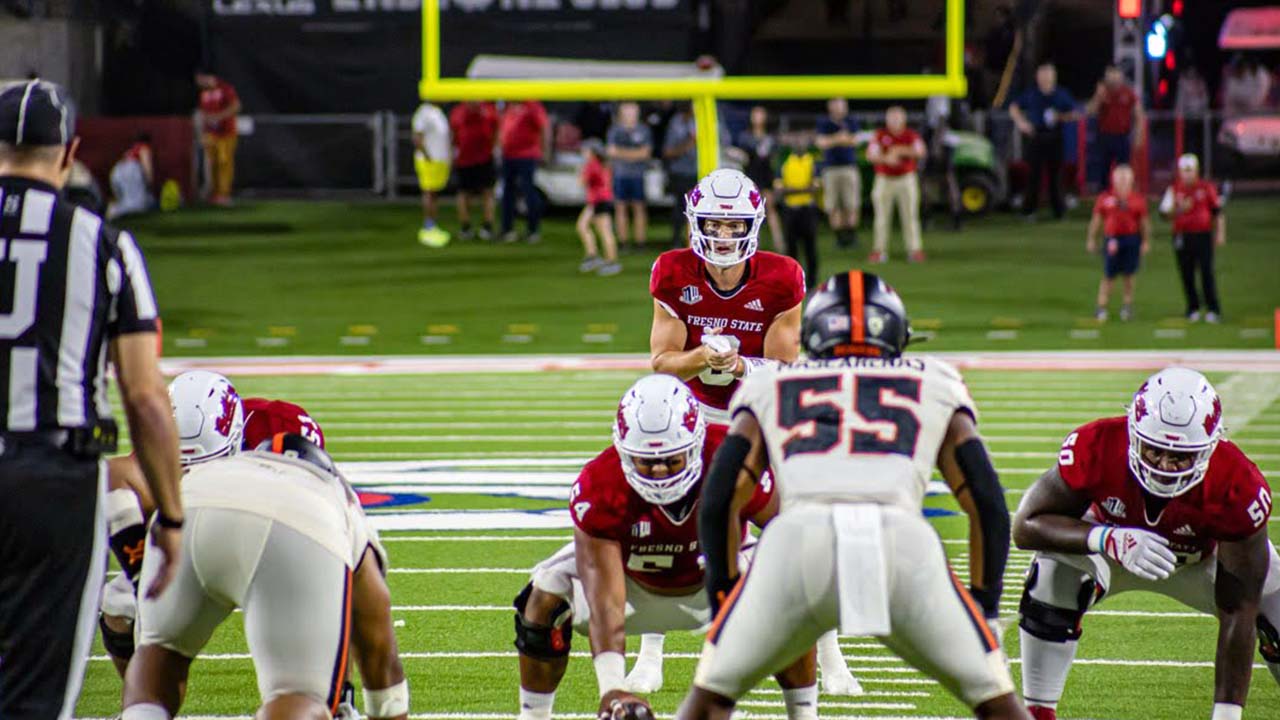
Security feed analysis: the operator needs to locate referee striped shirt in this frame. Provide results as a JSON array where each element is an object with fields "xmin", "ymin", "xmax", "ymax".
[{"xmin": 0, "ymin": 176, "xmax": 159, "ymax": 432}]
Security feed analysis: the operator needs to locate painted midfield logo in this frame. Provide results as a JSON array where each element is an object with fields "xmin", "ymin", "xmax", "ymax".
[{"xmin": 681, "ymin": 285, "xmax": 702, "ymax": 305}]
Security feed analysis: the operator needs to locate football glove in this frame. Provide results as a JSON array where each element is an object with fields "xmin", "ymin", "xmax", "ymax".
[{"xmin": 1087, "ymin": 525, "xmax": 1177, "ymax": 581}]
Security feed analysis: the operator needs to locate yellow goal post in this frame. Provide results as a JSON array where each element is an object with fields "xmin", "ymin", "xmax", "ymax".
[{"xmin": 420, "ymin": 0, "xmax": 967, "ymax": 177}]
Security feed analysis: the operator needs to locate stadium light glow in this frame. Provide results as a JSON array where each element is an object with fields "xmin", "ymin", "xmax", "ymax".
[
  {"xmin": 1118, "ymin": 0, "xmax": 1142, "ymax": 20},
  {"xmin": 1146, "ymin": 20, "xmax": 1168, "ymax": 59}
]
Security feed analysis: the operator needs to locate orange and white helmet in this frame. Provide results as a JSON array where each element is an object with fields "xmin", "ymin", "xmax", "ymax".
[
  {"xmin": 169, "ymin": 370, "xmax": 244, "ymax": 466},
  {"xmin": 685, "ymin": 168, "xmax": 765, "ymax": 268},
  {"xmin": 1127, "ymin": 367, "xmax": 1223, "ymax": 498},
  {"xmin": 612, "ymin": 375, "xmax": 707, "ymax": 505}
]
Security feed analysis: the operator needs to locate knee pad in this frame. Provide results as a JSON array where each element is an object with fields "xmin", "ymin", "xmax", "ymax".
[
  {"xmin": 1259, "ymin": 614, "xmax": 1280, "ymax": 664},
  {"xmin": 513, "ymin": 583, "xmax": 572, "ymax": 659},
  {"xmin": 99, "ymin": 612, "xmax": 136, "ymax": 661},
  {"xmin": 1017, "ymin": 562, "xmax": 1098, "ymax": 643}
]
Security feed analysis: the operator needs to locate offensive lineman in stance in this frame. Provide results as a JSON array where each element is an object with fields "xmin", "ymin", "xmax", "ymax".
[
  {"xmin": 647, "ymin": 167, "xmax": 858, "ymax": 694},
  {"xmin": 678, "ymin": 270, "xmax": 1029, "ymax": 720},
  {"xmin": 514, "ymin": 375, "xmax": 824, "ymax": 720},
  {"xmin": 1013, "ymin": 367, "xmax": 1278, "ymax": 720}
]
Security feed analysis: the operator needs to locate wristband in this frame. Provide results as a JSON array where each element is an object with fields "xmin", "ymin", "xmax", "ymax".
[
  {"xmin": 593, "ymin": 651, "xmax": 626, "ymax": 698},
  {"xmin": 1211, "ymin": 703, "xmax": 1243, "ymax": 720},
  {"xmin": 364, "ymin": 680, "xmax": 409, "ymax": 718},
  {"xmin": 155, "ymin": 511, "xmax": 184, "ymax": 530},
  {"xmin": 1086, "ymin": 526, "xmax": 1111, "ymax": 555}
]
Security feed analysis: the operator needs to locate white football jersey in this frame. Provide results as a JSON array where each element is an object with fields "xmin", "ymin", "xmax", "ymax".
[
  {"xmin": 730, "ymin": 355, "xmax": 976, "ymax": 513},
  {"xmin": 181, "ymin": 452, "xmax": 365, "ymax": 568},
  {"xmin": 412, "ymin": 102, "xmax": 451, "ymax": 161}
]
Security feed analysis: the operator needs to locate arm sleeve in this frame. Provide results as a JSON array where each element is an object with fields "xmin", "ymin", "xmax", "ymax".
[{"xmin": 107, "ymin": 230, "xmax": 159, "ymax": 337}]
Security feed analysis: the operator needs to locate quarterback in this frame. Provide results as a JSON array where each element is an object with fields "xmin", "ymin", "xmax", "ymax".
[
  {"xmin": 1013, "ymin": 368, "xmax": 1278, "ymax": 720},
  {"xmin": 677, "ymin": 270, "xmax": 1028, "ymax": 720},
  {"xmin": 513, "ymin": 375, "xmax": 826, "ymax": 720}
]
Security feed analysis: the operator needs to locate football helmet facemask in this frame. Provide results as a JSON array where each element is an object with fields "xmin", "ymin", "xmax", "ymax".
[
  {"xmin": 686, "ymin": 168, "xmax": 765, "ymax": 268},
  {"xmin": 169, "ymin": 370, "xmax": 244, "ymax": 467},
  {"xmin": 613, "ymin": 375, "xmax": 707, "ymax": 506},
  {"xmin": 1126, "ymin": 367, "xmax": 1223, "ymax": 498}
]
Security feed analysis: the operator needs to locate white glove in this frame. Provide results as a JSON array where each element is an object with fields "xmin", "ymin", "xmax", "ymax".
[
  {"xmin": 1087, "ymin": 525, "xmax": 1177, "ymax": 581},
  {"xmin": 698, "ymin": 333, "xmax": 741, "ymax": 386}
]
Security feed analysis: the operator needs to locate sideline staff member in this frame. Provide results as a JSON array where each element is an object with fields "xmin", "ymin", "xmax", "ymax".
[{"xmin": 0, "ymin": 80, "xmax": 184, "ymax": 718}]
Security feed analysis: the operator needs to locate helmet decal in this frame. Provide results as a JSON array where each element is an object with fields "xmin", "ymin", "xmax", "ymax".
[
  {"xmin": 688, "ymin": 186, "xmax": 703, "ymax": 206},
  {"xmin": 681, "ymin": 398, "xmax": 699, "ymax": 433},
  {"xmin": 1203, "ymin": 396, "xmax": 1222, "ymax": 436},
  {"xmin": 1132, "ymin": 395, "xmax": 1148, "ymax": 422},
  {"xmin": 616, "ymin": 402, "xmax": 631, "ymax": 441},
  {"xmin": 215, "ymin": 386, "xmax": 241, "ymax": 437},
  {"xmin": 748, "ymin": 189, "xmax": 762, "ymax": 208}
]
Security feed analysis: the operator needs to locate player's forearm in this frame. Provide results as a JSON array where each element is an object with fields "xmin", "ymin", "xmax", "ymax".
[
  {"xmin": 652, "ymin": 348, "xmax": 707, "ymax": 380},
  {"xmin": 1214, "ymin": 609, "xmax": 1258, "ymax": 707},
  {"xmin": 1011, "ymin": 513, "xmax": 1093, "ymax": 554},
  {"xmin": 123, "ymin": 386, "xmax": 184, "ymax": 520},
  {"xmin": 586, "ymin": 605, "xmax": 627, "ymax": 657}
]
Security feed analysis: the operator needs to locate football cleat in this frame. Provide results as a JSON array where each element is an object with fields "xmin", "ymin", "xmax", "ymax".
[
  {"xmin": 169, "ymin": 370, "xmax": 244, "ymax": 467},
  {"xmin": 686, "ymin": 168, "xmax": 765, "ymax": 267},
  {"xmin": 1126, "ymin": 367, "xmax": 1222, "ymax": 498},
  {"xmin": 613, "ymin": 375, "xmax": 706, "ymax": 506}
]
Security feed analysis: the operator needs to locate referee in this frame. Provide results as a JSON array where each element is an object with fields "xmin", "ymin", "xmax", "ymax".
[{"xmin": 0, "ymin": 80, "xmax": 184, "ymax": 719}]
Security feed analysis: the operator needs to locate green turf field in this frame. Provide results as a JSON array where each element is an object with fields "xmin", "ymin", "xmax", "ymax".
[
  {"xmin": 121, "ymin": 198, "xmax": 1279, "ymax": 357},
  {"xmin": 77, "ymin": 366, "xmax": 1280, "ymax": 720}
]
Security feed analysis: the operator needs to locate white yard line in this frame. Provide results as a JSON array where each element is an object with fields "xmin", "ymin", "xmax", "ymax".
[{"xmin": 1215, "ymin": 373, "xmax": 1280, "ymax": 433}]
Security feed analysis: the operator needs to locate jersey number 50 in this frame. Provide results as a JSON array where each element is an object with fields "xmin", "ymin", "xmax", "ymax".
[{"xmin": 777, "ymin": 375, "xmax": 921, "ymax": 459}]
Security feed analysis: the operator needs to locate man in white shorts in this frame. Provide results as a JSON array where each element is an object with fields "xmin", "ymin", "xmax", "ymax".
[{"xmin": 677, "ymin": 270, "xmax": 1029, "ymax": 720}]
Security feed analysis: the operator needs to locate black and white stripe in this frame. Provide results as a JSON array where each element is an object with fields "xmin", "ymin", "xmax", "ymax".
[{"xmin": 0, "ymin": 179, "xmax": 159, "ymax": 432}]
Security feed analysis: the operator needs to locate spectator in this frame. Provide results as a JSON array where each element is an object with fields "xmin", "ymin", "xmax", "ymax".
[
  {"xmin": 1086, "ymin": 65, "xmax": 1145, "ymax": 189},
  {"xmin": 1175, "ymin": 65, "xmax": 1210, "ymax": 116},
  {"xmin": 815, "ymin": 98, "xmax": 862, "ymax": 248},
  {"xmin": 1010, "ymin": 62, "xmax": 1078, "ymax": 220},
  {"xmin": 1223, "ymin": 55, "xmax": 1272, "ymax": 118},
  {"xmin": 732, "ymin": 105, "xmax": 785, "ymax": 251},
  {"xmin": 773, "ymin": 137, "xmax": 820, "ymax": 286},
  {"xmin": 1086, "ymin": 164, "xmax": 1150, "ymax": 323},
  {"xmin": 866, "ymin": 106, "xmax": 927, "ymax": 264},
  {"xmin": 412, "ymin": 100, "xmax": 451, "ymax": 247},
  {"xmin": 499, "ymin": 100, "xmax": 549, "ymax": 244},
  {"xmin": 195, "ymin": 70, "xmax": 240, "ymax": 206},
  {"xmin": 107, "ymin": 132, "xmax": 155, "ymax": 220},
  {"xmin": 606, "ymin": 102, "xmax": 653, "ymax": 251},
  {"xmin": 663, "ymin": 103, "xmax": 700, "ymax": 249},
  {"xmin": 576, "ymin": 140, "xmax": 621, "ymax": 277},
  {"xmin": 449, "ymin": 101, "xmax": 499, "ymax": 241},
  {"xmin": 1159, "ymin": 154, "xmax": 1225, "ymax": 323}
]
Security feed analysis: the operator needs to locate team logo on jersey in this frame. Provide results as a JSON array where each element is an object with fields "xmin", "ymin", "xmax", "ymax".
[
  {"xmin": 1103, "ymin": 496, "xmax": 1127, "ymax": 517},
  {"xmin": 1173, "ymin": 524, "xmax": 1196, "ymax": 537},
  {"xmin": 631, "ymin": 520, "xmax": 651, "ymax": 538},
  {"xmin": 744, "ymin": 298, "xmax": 764, "ymax": 312},
  {"xmin": 681, "ymin": 285, "xmax": 702, "ymax": 305}
]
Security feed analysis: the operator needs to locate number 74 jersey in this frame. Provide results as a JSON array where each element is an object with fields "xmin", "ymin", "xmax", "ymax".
[{"xmin": 730, "ymin": 356, "xmax": 977, "ymax": 512}]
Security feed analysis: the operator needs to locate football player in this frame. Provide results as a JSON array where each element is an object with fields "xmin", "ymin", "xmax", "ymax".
[
  {"xmin": 1012, "ymin": 367, "xmax": 1279, "ymax": 720},
  {"xmin": 647, "ymin": 168, "xmax": 857, "ymax": 694},
  {"xmin": 677, "ymin": 270, "xmax": 1028, "ymax": 720},
  {"xmin": 514, "ymin": 375, "xmax": 825, "ymax": 720},
  {"xmin": 122, "ymin": 433, "xmax": 406, "ymax": 720}
]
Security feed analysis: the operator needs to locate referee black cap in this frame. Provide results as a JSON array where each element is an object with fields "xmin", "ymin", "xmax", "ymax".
[{"xmin": 0, "ymin": 79, "xmax": 75, "ymax": 147}]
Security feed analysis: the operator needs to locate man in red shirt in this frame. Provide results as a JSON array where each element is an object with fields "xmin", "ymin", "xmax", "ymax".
[
  {"xmin": 1012, "ymin": 368, "xmax": 1278, "ymax": 720},
  {"xmin": 1086, "ymin": 66, "xmax": 1146, "ymax": 190},
  {"xmin": 449, "ymin": 101, "xmax": 499, "ymax": 241},
  {"xmin": 1085, "ymin": 164, "xmax": 1150, "ymax": 322},
  {"xmin": 499, "ymin": 101, "xmax": 549, "ymax": 244},
  {"xmin": 1160, "ymin": 153, "xmax": 1226, "ymax": 323},
  {"xmin": 195, "ymin": 71, "xmax": 240, "ymax": 206},
  {"xmin": 866, "ymin": 106, "xmax": 927, "ymax": 263}
]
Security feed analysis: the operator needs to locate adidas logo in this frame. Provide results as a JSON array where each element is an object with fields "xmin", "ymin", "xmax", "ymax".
[
  {"xmin": 745, "ymin": 298, "xmax": 764, "ymax": 311},
  {"xmin": 1173, "ymin": 524, "xmax": 1195, "ymax": 537}
]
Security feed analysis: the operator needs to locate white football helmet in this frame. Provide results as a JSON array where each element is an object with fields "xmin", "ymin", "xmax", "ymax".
[
  {"xmin": 169, "ymin": 370, "xmax": 245, "ymax": 467},
  {"xmin": 685, "ymin": 168, "xmax": 765, "ymax": 268},
  {"xmin": 1126, "ymin": 367, "xmax": 1223, "ymax": 498},
  {"xmin": 612, "ymin": 374, "xmax": 707, "ymax": 506}
]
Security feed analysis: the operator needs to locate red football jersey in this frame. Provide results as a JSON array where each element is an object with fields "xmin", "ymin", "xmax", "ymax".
[
  {"xmin": 871, "ymin": 127, "xmax": 922, "ymax": 176},
  {"xmin": 1169, "ymin": 179, "xmax": 1221, "ymax": 234},
  {"xmin": 1093, "ymin": 191, "xmax": 1147, "ymax": 237},
  {"xmin": 242, "ymin": 398, "xmax": 325, "ymax": 450},
  {"xmin": 650, "ymin": 249, "xmax": 805, "ymax": 413},
  {"xmin": 570, "ymin": 424, "xmax": 774, "ymax": 591},
  {"xmin": 1058, "ymin": 417, "xmax": 1271, "ymax": 557}
]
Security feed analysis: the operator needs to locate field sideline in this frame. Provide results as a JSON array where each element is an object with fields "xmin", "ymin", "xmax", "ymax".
[{"xmin": 77, "ymin": 353, "xmax": 1280, "ymax": 720}]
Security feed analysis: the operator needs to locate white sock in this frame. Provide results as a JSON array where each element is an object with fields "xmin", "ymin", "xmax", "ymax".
[
  {"xmin": 782, "ymin": 684, "xmax": 819, "ymax": 720},
  {"xmin": 517, "ymin": 688, "xmax": 555, "ymax": 720},
  {"xmin": 1019, "ymin": 628, "xmax": 1078, "ymax": 708},
  {"xmin": 816, "ymin": 630, "xmax": 846, "ymax": 673},
  {"xmin": 637, "ymin": 633, "xmax": 665, "ymax": 664},
  {"xmin": 106, "ymin": 488, "xmax": 144, "ymax": 534},
  {"xmin": 122, "ymin": 703, "xmax": 170, "ymax": 720}
]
